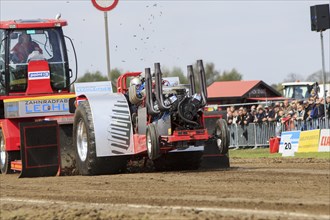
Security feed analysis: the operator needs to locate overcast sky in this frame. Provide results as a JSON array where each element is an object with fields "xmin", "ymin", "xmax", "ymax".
[{"xmin": 1, "ymin": 0, "xmax": 329, "ymax": 85}]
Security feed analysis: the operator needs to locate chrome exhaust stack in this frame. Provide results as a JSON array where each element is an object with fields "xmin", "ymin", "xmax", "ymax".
[
  {"xmin": 197, "ymin": 60, "xmax": 208, "ymax": 107},
  {"xmin": 187, "ymin": 65, "xmax": 196, "ymax": 96},
  {"xmin": 145, "ymin": 68, "xmax": 159, "ymax": 115},
  {"xmin": 154, "ymin": 63, "xmax": 170, "ymax": 111}
]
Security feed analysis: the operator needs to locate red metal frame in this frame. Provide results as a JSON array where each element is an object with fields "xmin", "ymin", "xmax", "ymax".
[
  {"xmin": 117, "ymin": 72, "xmax": 142, "ymax": 93},
  {"xmin": 165, "ymin": 129, "xmax": 209, "ymax": 143},
  {"xmin": 0, "ymin": 119, "xmax": 22, "ymax": 151},
  {"xmin": 133, "ymin": 134, "xmax": 147, "ymax": 154}
]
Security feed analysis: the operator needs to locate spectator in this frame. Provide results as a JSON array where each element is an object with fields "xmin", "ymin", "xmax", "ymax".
[
  {"xmin": 232, "ymin": 109, "xmax": 239, "ymax": 125},
  {"xmin": 226, "ymin": 110, "xmax": 234, "ymax": 125},
  {"xmin": 283, "ymin": 100, "xmax": 290, "ymax": 110},
  {"xmin": 310, "ymin": 99, "xmax": 319, "ymax": 119},
  {"xmin": 236, "ymin": 107, "xmax": 245, "ymax": 125},
  {"xmin": 243, "ymin": 108, "xmax": 254, "ymax": 125},
  {"xmin": 254, "ymin": 106, "xmax": 267, "ymax": 123},
  {"xmin": 275, "ymin": 109, "xmax": 285, "ymax": 136},
  {"xmin": 264, "ymin": 105, "xmax": 270, "ymax": 118},
  {"xmin": 294, "ymin": 102, "xmax": 306, "ymax": 130},
  {"xmin": 230, "ymin": 105, "xmax": 235, "ymax": 114},
  {"xmin": 290, "ymin": 101, "xmax": 298, "ymax": 112},
  {"xmin": 250, "ymin": 108, "xmax": 257, "ymax": 120},
  {"xmin": 295, "ymin": 103, "xmax": 306, "ymax": 121},
  {"xmin": 316, "ymin": 97, "xmax": 325, "ymax": 118},
  {"xmin": 269, "ymin": 103, "xmax": 281, "ymax": 122}
]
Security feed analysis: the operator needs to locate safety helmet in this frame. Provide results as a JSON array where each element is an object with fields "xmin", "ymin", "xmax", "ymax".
[{"xmin": 130, "ymin": 77, "xmax": 141, "ymax": 86}]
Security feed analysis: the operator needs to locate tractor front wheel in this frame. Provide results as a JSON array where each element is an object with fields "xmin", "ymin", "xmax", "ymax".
[{"xmin": 146, "ymin": 123, "xmax": 160, "ymax": 160}]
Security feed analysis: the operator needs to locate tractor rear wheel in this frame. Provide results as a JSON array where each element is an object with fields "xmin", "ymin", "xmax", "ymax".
[
  {"xmin": 0, "ymin": 129, "xmax": 19, "ymax": 174},
  {"xmin": 73, "ymin": 101, "xmax": 127, "ymax": 175},
  {"xmin": 153, "ymin": 151, "xmax": 203, "ymax": 171},
  {"xmin": 215, "ymin": 119, "xmax": 230, "ymax": 154},
  {"xmin": 146, "ymin": 123, "xmax": 160, "ymax": 160}
]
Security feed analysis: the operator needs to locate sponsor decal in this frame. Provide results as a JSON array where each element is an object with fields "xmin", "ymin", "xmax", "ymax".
[
  {"xmin": 24, "ymin": 99, "xmax": 69, "ymax": 113},
  {"xmin": 6, "ymin": 104, "xmax": 19, "ymax": 112},
  {"xmin": 28, "ymin": 71, "xmax": 50, "ymax": 80},
  {"xmin": 74, "ymin": 81, "xmax": 113, "ymax": 96}
]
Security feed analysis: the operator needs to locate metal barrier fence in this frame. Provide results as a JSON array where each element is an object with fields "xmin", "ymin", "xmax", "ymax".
[{"xmin": 229, "ymin": 118, "xmax": 330, "ymax": 149}]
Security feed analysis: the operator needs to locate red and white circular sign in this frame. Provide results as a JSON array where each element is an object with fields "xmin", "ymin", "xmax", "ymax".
[{"xmin": 91, "ymin": 0, "xmax": 119, "ymax": 12}]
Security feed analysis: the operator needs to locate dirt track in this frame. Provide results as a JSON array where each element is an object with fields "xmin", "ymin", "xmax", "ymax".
[{"xmin": 1, "ymin": 157, "xmax": 329, "ymax": 220}]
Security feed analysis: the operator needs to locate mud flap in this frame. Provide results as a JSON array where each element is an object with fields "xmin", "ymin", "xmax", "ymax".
[
  {"xmin": 201, "ymin": 111, "xmax": 230, "ymax": 169},
  {"xmin": 19, "ymin": 121, "xmax": 60, "ymax": 178},
  {"xmin": 201, "ymin": 141, "xmax": 230, "ymax": 169}
]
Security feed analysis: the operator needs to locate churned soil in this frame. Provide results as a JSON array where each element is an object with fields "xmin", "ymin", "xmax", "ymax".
[{"xmin": 1, "ymin": 157, "xmax": 329, "ymax": 220}]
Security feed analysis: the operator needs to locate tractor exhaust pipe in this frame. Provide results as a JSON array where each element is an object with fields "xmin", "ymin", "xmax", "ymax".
[
  {"xmin": 187, "ymin": 65, "xmax": 196, "ymax": 96},
  {"xmin": 154, "ymin": 63, "xmax": 170, "ymax": 111},
  {"xmin": 145, "ymin": 68, "xmax": 159, "ymax": 115},
  {"xmin": 197, "ymin": 60, "xmax": 207, "ymax": 107}
]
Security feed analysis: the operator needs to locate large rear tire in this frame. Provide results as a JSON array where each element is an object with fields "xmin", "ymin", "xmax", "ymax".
[
  {"xmin": 0, "ymin": 129, "xmax": 19, "ymax": 174},
  {"xmin": 215, "ymin": 119, "xmax": 229, "ymax": 154},
  {"xmin": 153, "ymin": 151, "xmax": 203, "ymax": 171},
  {"xmin": 73, "ymin": 101, "xmax": 127, "ymax": 175}
]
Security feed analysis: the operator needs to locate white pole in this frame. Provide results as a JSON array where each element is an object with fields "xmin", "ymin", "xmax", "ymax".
[
  {"xmin": 320, "ymin": 31, "xmax": 328, "ymax": 129},
  {"xmin": 104, "ymin": 11, "xmax": 111, "ymax": 81}
]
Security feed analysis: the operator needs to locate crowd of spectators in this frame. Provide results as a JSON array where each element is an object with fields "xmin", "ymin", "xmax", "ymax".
[{"xmin": 225, "ymin": 96, "xmax": 330, "ymax": 130}]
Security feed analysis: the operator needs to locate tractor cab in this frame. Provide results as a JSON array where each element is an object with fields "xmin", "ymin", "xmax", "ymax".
[
  {"xmin": 0, "ymin": 19, "xmax": 77, "ymax": 177},
  {"xmin": 0, "ymin": 19, "xmax": 76, "ymax": 96}
]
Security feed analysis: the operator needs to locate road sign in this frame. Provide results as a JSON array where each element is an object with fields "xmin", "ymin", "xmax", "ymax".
[
  {"xmin": 91, "ymin": 0, "xmax": 119, "ymax": 81},
  {"xmin": 91, "ymin": 0, "xmax": 119, "ymax": 12}
]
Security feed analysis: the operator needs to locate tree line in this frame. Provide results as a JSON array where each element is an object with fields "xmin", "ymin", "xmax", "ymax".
[
  {"xmin": 77, "ymin": 62, "xmax": 242, "ymax": 92},
  {"xmin": 77, "ymin": 62, "xmax": 328, "ymax": 94}
]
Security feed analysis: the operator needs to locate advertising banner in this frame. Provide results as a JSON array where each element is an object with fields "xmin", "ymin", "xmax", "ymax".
[
  {"xmin": 279, "ymin": 131, "xmax": 300, "ymax": 156},
  {"xmin": 318, "ymin": 129, "xmax": 330, "ymax": 152},
  {"xmin": 298, "ymin": 129, "xmax": 320, "ymax": 153}
]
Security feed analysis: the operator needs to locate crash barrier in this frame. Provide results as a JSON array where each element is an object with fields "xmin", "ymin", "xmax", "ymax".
[
  {"xmin": 229, "ymin": 118, "xmax": 330, "ymax": 149},
  {"xmin": 229, "ymin": 122, "xmax": 276, "ymax": 149}
]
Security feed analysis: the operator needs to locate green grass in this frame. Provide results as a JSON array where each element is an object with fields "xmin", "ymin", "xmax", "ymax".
[{"xmin": 229, "ymin": 148, "xmax": 330, "ymax": 159}]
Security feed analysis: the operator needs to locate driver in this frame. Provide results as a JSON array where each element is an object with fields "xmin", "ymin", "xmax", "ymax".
[{"xmin": 11, "ymin": 32, "xmax": 42, "ymax": 63}]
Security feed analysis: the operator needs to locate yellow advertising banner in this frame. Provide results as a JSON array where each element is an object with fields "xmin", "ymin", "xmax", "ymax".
[{"xmin": 298, "ymin": 130, "xmax": 320, "ymax": 152}]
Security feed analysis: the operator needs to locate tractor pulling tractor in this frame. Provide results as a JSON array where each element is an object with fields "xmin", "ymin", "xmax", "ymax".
[
  {"xmin": 72, "ymin": 61, "xmax": 230, "ymax": 175},
  {"xmin": 0, "ymin": 18, "xmax": 230, "ymax": 177}
]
